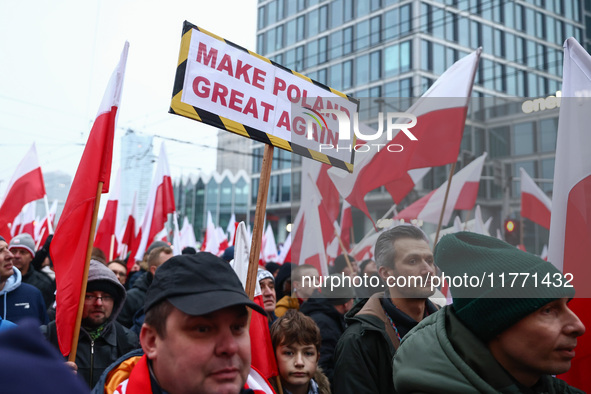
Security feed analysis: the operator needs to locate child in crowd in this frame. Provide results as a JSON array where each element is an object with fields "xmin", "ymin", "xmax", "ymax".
[{"xmin": 270, "ymin": 310, "xmax": 330, "ymax": 394}]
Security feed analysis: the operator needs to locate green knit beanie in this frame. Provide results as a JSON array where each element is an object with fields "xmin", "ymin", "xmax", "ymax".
[{"xmin": 435, "ymin": 232, "xmax": 575, "ymax": 342}]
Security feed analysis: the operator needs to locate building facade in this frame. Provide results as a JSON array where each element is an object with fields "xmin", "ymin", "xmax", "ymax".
[
  {"xmin": 253, "ymin": 0, "xmax": 584, "ymax": 253},
  {"xmin": 174, "ymin": 170, "xmax": 250, "ymax": 241}
]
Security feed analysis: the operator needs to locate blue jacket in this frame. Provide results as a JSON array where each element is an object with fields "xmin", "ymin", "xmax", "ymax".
[{"xmin": 0, "ymin": 267, "xmax": 49, "ymax": 325}]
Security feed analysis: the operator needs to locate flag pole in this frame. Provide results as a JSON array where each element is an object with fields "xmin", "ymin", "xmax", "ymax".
[
  {"xmin": 68, "ymin": 181, "xmax": 103, "ymax": 362},
  {"xmin": 433, "ymin": 162, "xmax": 456, "ymax": 248},
  {"xmin": 109, "ymin": 234, "xmax": 115, "ymax": 262},
  {"xmin": 246, "ymin": 145, "xmax": 274, "ymax": 299}
]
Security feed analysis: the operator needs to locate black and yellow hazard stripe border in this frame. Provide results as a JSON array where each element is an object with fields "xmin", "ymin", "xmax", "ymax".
[{"xmin": 169, "ymin": 20, "xmax": 358, "ymax": 173}]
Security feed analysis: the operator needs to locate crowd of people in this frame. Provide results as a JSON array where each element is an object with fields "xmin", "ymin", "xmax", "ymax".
[{"xmin": 0, "ymin": 225, "xmax": 586, "ymax": 393}]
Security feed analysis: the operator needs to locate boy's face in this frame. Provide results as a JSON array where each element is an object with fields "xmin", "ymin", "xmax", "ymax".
[{"xmin": 276, "ymin": 342, "xmax": 318, "ymax": 391}]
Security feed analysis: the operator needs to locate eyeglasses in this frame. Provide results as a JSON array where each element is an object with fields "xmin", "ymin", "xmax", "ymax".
[{"xmin": 84, "ymin": 294, "xmax": 114, "ymax": 303}]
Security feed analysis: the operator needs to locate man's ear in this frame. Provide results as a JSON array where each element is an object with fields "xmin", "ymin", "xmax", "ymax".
[
  {"xmin": 140, "ymin": 323, "xmax": 158, "ymax": 359},
  {"xmin": 378, "ymin": 265, "xmax": 392, "ymax": 282}
]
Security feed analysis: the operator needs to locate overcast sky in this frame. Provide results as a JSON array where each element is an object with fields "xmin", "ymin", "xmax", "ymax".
[{"xmin": 0, "ymin": 0, "xmax": 257, "ymax": 199}]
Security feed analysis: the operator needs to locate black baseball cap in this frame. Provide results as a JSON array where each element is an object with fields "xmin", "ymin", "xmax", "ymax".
[{"xmin": 144, "ymin": 252, "xmax": 266, "ymax": 316}]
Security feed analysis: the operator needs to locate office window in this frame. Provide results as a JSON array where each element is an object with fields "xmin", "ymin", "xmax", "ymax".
[
  {"xmin": 513, "ymin": 122, "xmax": 535, "ymax": 155},
  {"xmin": 370, "ymin": 16, "xmax": 381, "ymax": 45},
  {"xmin": 306, "ymin": 40, "xmax": 318, "ymax": 68},
  {"xmin": 343, "ymin": 60, "xmax": 353, "ymax": 89},
  {"xmin": 257, "ymin": 34, "xmax": 265, "ymax": 54},
  {"xmin": 494, "ymin": 29, "xmax": 504, "ymax": 58},
  {"xmin": 344, "ymin": 26, "xmax": 353, "ymax": 53},
  {"xmin": 527, "ymin": 73, "xmax": 538, "ymax": 97},
  {"xmin": 421, "ymin": 39, "xmax": 431, "ymax": 71},
  {"xmin": 295, "ymin": 45, "xmax": 304, "ymax": 70},
  {"xmin": 330, "ymin": 63, "xmax": 343, "ymax": 89},
  {"xmin": 286, "ymin": 0, "xmax": 297, "ymax": 16},
  {"xmin": 540, "ymin": 118, "xmax": 558, "ymax": 152},
  {"xmin": 536, "ymin": 11, "xmax": 546, "ymax": 40},
  {"xmin": 505, "ymin": 32, "xmax": 515, "ymax": 61},
  {"xmin": 329, "ymin": 30, "xmax": 342, "ymax": 59},
  {"xmin": 370, "ymin": 50, "xmax": 381, "ymax": 81},
  {"xmin": 319, "ymin": 5, "xmax": 328, "ymax": 32},
  {"xmin": 258, "ymin": 6, "xmax": 266, "ymax": 30},
  {"xmin": 541, "ymin": 158, "xmax": 555, "ymax": 192},
  {"xmin": 330, "ymin": 0, "xmax": 343, "ymax": 28},
  {"xmin": 433, "ymin": 42, "xmax": 445, "ymax": 75},
  {"xmin": 356, "ymin": 54, "xmax": 369, "ymax": 86},
  {"xmin": 489, "ymin": 126, "xmax": 510, "ymax": 158},
  {"xmin": 470, "ymin": 20, "xmax": 480, "ymax": 49},
  {"xmin": 357, "ymin": 19, "xmax": 370, "ymax": 50},
  {"xmin": 445, "ymin": 11, "xmax": 457, "ymax": 42},
  {"xmin": 281, "ymin": 173, "xmax": 291, "ymax": 202},
  {"xmin": 268, "ymin": 1, "xmax": 277, "ymax": 25},
  {"xmin": 284, "ymin": 48, "xmax": 295, "ymax": 69},
  {"xmin": 318, "ymin": 37, "xmax": 327, "ymax": 64},
  {"xmin": 275, "ymin": 25, "xmax": 283, "ymax": 51},
  {"xmin": 458, "ymin": 15, "xmax": 469, "ymax": 47},
  {"xmin": 357, "ymin": 0, "xmax": 370, "ymax": 17},
  {"xmin": 400, "ymin": 40, "xmax": 411, "ymax": 72},
  {"xmin": 432, "ymin": 6, "xmax": 445, "ymax": 39},
  {"xmin": 344, "ymin": 0, "xmax": 353, "ymax": 21},
  {"xmin": 515, "ymin": 4, "xmax": 524, "ymax": 31},
  {"xmin": 384, "ymin": 8, "xmax": 399, "ymax": 40},
  {"xmin": 400, "ymin": 5, "xmax": 411, "ymax": 36},
  {"xmin": 297, "ymin": 15, "xmax": 305, "ymax": 41},
  {"xmin": 308, "ymin": 8, "xmax": 319, "ymax": 37}
]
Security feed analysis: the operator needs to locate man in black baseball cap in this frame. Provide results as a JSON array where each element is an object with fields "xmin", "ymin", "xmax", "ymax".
[{"xmin": 106, "ymin": 252, "xmax": 266, "ymax": 394}]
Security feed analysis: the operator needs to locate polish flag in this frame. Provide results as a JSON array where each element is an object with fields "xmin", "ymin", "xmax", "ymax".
[
  {"xmin": 12, "ymin": 201, "xmax": 37, "ymax": 238},
  {"xmin": 339, "ymin": 201, "xmax": 353, "ymax": 251},
  {"xmin": 35, "ymin": 199, "xmax": 57, "ymax": 247},
  {"xmin": 520, "ymin": 168, "xmax": 552, "ymax": 229},
  {"xmin": 51, "ymin": 42, "xmax": 129, "ymax": 357},
  {"xmin": 226, "ymin": 213, "xmax": 237, "ymax": 246},
  {"xmin": 232, "ymin": 222, "xmax": 278, "ymax": 381},
  {"xmin": 203, "ymin": 211, "xmax": 220, "ymax": 255},
  {"xmin": 119, "ymin": 192, "xmax": 138, "ymax": 269},
  {"xmin": 262, "ymin": 223, "xmax": 278, "ymax": 263},
  {"xmin": 94, "ymin": 169, "xmax": 121, "ymax": 260},
  {"xmin": 277, "ymin": 232, "xmax": 291, "ymax": 265},
  {"xmin": 291, "ymin": 188, "xmax": 330, "ymax": 276},
  {"xmin": 179, "ymin": 216, "xmax": 198, "ymax": 250},
  {"xmin": 395, "ymin": 153, "xmax": 487, "ymax": 225},
  {"xmin": 133, "ymin": 144, "xmax": 176, "ymax": 262},
  {"xmin": 549, "ymin": 38, "xmax": 591, "ymax": 392},
  {"xmin": 0, "ymin": 144, "xmax": 46, "ymax": 241},
  {"xmin": 328, "ymin": 49, "xmax": 481, "ymax": 219},
  {"xmin": 351, "ymin": 231, "xmax": 382, "ymax": 262}
]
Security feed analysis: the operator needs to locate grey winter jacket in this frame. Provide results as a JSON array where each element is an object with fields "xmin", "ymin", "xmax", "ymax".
[{"xmin": 393, "ymin": 306, "xmax": 585, "ymax": 394}]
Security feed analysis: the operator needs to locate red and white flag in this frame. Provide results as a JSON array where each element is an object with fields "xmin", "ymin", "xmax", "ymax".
[
  {"xmin": 133, "ymin": 144, "xmax": 176, "ymax": 261},
  {"xmin": 0, "ymin": 144, "xmax": 46, "ymax": 241},
  {"xmin": 291, "ymin": 184, "xmax": 330, "ymax": 276},
  {"xmin": 35, "ymin": 199, "xmax": 57, "ymax": 248},
  {"xmin": 339, "ymin": 200, "xmax": 353, "ymax": 251},
  {"xmin": 203, "ymin": 211, "xmax": 220, "ymax": 255},
  {"xmin": 520, "ymin": 168, "xmax": 552, "ymax": 229},
  {"xmin": 51, "ymin": 42, "xmax": 129, "ymax": 356},
  {"xmin": 548, "ymin": 38, "xmax": 591, "ymax": 392},
  {"xmin": 395, "ymin": 153, "xmax": 487, "ymax": 225},
  {"xmin": 179, "ymin": 216, "xmax": 198, "ymax": 250},
  {"xmin": 328, "ymin": 49, "xmax": 481, "ymax": 219},
  {"xmin": 262, "ymin": 223, "xmax": 278, "ymax": 263},
  {"xmin": 94, "ymin": 168, "xmax": 121, "ymax": 260},
  {"xmin": 232, "ymin": 222, "xmax": 279, "ymax": 381},
  {"xmin": 12, "ymin": 201, "xmax": 37, "ymax": 238},
  {"xmin": 226, "ymin": 213, "xmax": 237, "ymax": 246},
  {"xmin": 276, "ymin": 232, "xmax": 291, "ymax": 265},
  {"xmin": 119, "ymin": 191, "xmax": 138, "ymax": 270}
]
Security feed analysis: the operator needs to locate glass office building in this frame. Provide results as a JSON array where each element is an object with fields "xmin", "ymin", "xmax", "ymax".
[{"xmin": 250, "ymin": 0, "xmax": 586, "ymax": 252}]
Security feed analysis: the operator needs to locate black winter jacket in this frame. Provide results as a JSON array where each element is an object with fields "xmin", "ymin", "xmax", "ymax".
[
  {"xmin": 22, "ymin": 264, "xmax": 55, "ymax": 309},
  {"xmin": 300, "ymin": 295, "xmax": 347, "ymax": 383},
  {"xmin": 117, "ymin": 272, "xmax": 151, "ymax": 328},
  {"xmin": 45, "ymin": 319, "xmax": 138, "ymax": 388}
]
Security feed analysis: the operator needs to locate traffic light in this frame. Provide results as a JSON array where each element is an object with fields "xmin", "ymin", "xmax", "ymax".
[{"xmin": 504, "ymin": 219, "xmax": 521, "ymax": 245}]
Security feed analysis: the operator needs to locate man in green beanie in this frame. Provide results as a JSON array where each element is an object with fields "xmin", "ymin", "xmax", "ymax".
[{"xmin": 393, "ymin": 232, "xmax": 586, "ymax": 393}]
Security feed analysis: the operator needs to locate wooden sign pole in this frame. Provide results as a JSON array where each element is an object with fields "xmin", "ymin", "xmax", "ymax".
[{"xmin": 245, "ymin": 145, "xmax": 274, "ymax": 299}]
